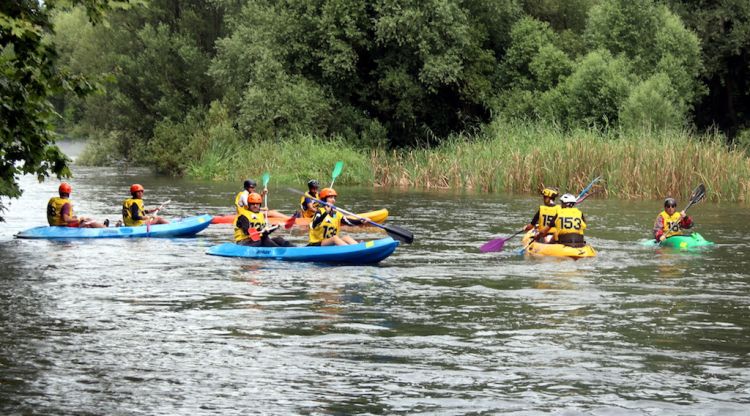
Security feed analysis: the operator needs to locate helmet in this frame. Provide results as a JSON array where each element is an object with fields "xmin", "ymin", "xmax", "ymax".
[
  {"xmin": 130, "ymin": 184, "xmax": 144, "ymax": 193},
  {"xmin": 59, "ymin": 182, "xmax": 72, "ymax": 194},
  {"xmin": 247, "ymin": 192, "xmax": 263, "ymax": 204},
  {"xmin": 541, "ymin": 187, "xmax": 559, "ymax": 199},
  {"xmin": 664, "ymin": 197, "xmax": 677, "ymax": 208},
  {"xmin": 243, "ymin": 179, "xmax": 257, "ymax": 189},
  {"xmin": 319, "ymin": 188, "xmax": 337, "ymax": 199},
  {"xmin": 560, "ymin": 193, "xmax": 577, "ymax": 205},
  {"xmin": 307, "ymin": 179, "xmax": 320, "ymax": 189}
]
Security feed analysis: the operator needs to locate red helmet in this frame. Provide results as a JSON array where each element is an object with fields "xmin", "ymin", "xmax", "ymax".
[
  {"xmin": 247, "ymin": 192, "xmax": 263, "ymax": 204},
  {"xmin": 59, "ymin": 182, "xmax": 72, "ymax": 194},
  {"xmin": 319, "ymin": 188, "xmax": 337, "ymax": 199},
  {"xmin": 130, "ymin": 184, "xmax": 144, "ymax": 193}
]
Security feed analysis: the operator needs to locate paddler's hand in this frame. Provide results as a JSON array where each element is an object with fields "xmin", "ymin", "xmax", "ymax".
[
  {"xmin": 659, "ymin": 235, "xmax": 666, "ymax": 242},
  {"xmin": 524, "ymin": 224, "xmax": 534, "ymax": 232}
]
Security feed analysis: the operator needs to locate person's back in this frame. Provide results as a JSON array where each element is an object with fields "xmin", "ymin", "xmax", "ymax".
[{"xmin": 554, "ymin": 195, "xmax": 587, "ymax": 247}]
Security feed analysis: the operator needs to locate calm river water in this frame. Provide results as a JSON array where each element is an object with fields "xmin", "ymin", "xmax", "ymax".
[{"xmin": 1, "ymin": 153, "xmax": 749, "ymax": 414}]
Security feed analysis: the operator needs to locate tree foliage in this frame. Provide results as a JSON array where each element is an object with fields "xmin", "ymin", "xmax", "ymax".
[{"xmin": 0, "ymin": 0, "xmax": 124, "ymax": 220}]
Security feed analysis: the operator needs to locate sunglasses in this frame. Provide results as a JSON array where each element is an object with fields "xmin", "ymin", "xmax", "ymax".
[{"xmin": 666, "ymin": 203, "xmax": 677, "ymax": 208}]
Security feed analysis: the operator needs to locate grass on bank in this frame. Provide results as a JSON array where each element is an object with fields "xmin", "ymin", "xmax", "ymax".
[{"xmin": 79, "ymin": 121, "xmax": 750, "ymax": 202}]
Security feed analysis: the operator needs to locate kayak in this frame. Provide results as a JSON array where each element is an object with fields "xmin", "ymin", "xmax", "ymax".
[
  {"xmin": 206, "ymin": 237, "xmax": 399, "ymax": 264},
  {"xmin": 210, "ymin": 208, "xmax": 389, "ymax": 225},
  {"xmin": 521, "ymin": 231, "xmax": 597, "ymax": 259},
  {"xmin": 15, "ymin": 214, "xmax": 213, "ymax": 239},
  {"xmin": 641, "ymin": 232, "xmax": 714, "ymax": 249}
]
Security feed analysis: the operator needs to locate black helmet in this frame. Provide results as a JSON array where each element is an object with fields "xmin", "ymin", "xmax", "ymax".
[
  {"xmin": 664, "ymin": 197, "xmax": 677, "ymax": 208},
  {"xmin": 243, "ymin": 179, "xmax": 257, "ymax": 189},
  {"xmin": 307, "ymin": 179, "xmax": 320, "ymax": 189}
]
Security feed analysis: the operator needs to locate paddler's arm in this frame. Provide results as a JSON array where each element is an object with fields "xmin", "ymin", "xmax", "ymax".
[{"xmin": 310, "ymin": 210, "xmax": 328, "ymax": 229}]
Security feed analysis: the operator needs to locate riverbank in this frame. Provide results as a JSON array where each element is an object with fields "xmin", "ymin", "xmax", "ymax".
[{"xmin": 79, "ymin": 121, "xmax": 750, "ymax": 202}]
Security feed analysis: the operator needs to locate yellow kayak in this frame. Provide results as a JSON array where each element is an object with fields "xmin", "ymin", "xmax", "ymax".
[{"xmin": 521, "ymin": 231, "xmax": 597, "ymax": 259}]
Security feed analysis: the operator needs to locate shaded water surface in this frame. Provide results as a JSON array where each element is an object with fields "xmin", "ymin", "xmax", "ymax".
[{"xmin": 1, "ymin": 163, "xmax": 749, "ymax": 415}]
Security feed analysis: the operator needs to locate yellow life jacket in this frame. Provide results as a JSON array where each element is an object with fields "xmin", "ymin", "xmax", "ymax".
[
  {"xmin": 299, "ymin": 192, "xmax": 319, "ymax": 218},
  {"xmin": 234, "ymin": 210, "xmax": 266, "ymax": 242},
  {"xmin": 122, "ymin": 198, "xmax": 146, "ymax": 226},
  {"xmin": 538, "ymin": 204, "xmax": 559, "ymax": 235},
  {"xmin": 234, "ymin": 190, "xmax": 248, "ymax": 214},
  {"xmin": 47, "ymin": 197, "xmax": 73, "ymax": 226},
  {"xmin": 309, "ymin": 207, "xmax": 342, "ymax": 244},
  {"xmin": 555, "ymin": 207, "xmax": 586, "ymax": 236},
  {"xmin": 658, "ymin": 211, "xmax": 684, "ymax": 238}
]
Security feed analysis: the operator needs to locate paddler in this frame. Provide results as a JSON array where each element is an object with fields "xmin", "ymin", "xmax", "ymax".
[
  {"xmin": 122, "ymin": 184, "xmax": 169, "ymax": 226},
  {"xmin": 308, "ymin": 188, "xmax": 365, "ymax": 246},
  {"xmin": 524, "ymin": 186, "xmax": 560, "ymax": 242},
  {"xmin": 47, "ymin": 182, "xmax": 108, "ymax": 228},
  {"xmin": 538, "ymin": 193, "xmax": 587, "ymax": 247},
  {"xmin": 234, "ymin": 192, "xmax": 293, "ymax": 247},
  {"xmin": 235, "ymin": 179, "xmax": 287, "ymax": 219},
  {"xmin": 653, "ymin": 197, "xmax": 693, "ymax": 242},
  {"xmin": 299, "ymin": 179, "xmax": 320, "ymax": 218}
]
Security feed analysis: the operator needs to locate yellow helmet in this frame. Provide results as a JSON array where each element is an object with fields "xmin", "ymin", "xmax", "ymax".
[{"xmin": 541, "ymin": 187, "xmax": 559, "ymax": 199}]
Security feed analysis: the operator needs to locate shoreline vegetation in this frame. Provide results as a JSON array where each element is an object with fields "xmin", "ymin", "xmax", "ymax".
[{"xmin": 78, "ymin": 120, "xmax": 750, "ymax": 202}]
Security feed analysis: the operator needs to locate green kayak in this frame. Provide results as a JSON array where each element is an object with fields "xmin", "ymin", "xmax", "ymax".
[{"xmin": 641, "ymin": 232, "xmax": 714, "ymax": 249}]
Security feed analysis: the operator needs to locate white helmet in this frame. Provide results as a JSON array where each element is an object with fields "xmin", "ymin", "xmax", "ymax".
[{"xmin": 560, "ymin": 193, "xmax": 577, "ymax": 205}]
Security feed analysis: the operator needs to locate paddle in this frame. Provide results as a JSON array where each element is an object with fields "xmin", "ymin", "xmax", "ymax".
[
  {"xmin": 479, "ymin": 228, "xmax": 526, "ymax": 253},
  {"xmin": 668, "ymin": 183, "xmax": 706, "ymax": 233},
  {"xmin": 330, "ymin": 160, "xmax": 344, "ymax": 188},
  {"xmin": 576, "ymin": 176, "xmax": 602, "ymax": 204},
  {"xmin": 287, "ymin": 188, "xmax": 414, "ymax": 244},
  {"xmin": 146, "ymin": 199, "xmax": 171, "ymax": 232},
  {"xmin": 261, "ymin": 172, "xmax": 271, "ymax": 227}
]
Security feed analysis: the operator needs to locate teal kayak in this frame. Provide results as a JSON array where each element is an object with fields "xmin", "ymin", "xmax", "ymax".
[
  {"xmin": 15, "ymin": 214, "xmax": 213, "ymax": 239},
  {"xmin": 206, "ymin": 237, "xmax": 399, "ymax": 264},
  {"xmin": 641, "ymin": 232, "xmax": 714, "ymax": 249}
]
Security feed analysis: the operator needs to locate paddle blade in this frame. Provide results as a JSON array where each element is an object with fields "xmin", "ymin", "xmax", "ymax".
[
  {"xmin": 690, "ymin": 183, "xmax": 706, "ymax": 204},
  {"xmin": 262, "ymin": 172, "xmax": 270, "ymax": 187},
  {"xmin": 384, "ymin": 224, "xmax": 414, "ymax": 244},
  {"xmin": 480, "ymin": 238, "xmax": 507, "ymax": 253},
  {"xmin": 248, "ymin": 228, "xmax": 261, "ymax": 242},
  {"xmin": 284, "ymin": 211, "xmax": 299, "ymax": 229},
  {"xmin": 331, "ymin": 161, "xmax": 344, "ymax": 180}
]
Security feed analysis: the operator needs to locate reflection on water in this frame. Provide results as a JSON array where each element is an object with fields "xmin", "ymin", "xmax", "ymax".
[{"xmin": 1, "ymin": 163, "xmax": 749, "ymax": 414}]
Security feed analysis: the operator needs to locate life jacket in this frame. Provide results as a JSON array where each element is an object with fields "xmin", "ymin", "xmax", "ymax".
[
  {"xmin": 47, "ymin": 197, "xmax": 73, "ymax": 226},
  {"xmin": 554, "ymin": 206, "xmax": 586, "ymax": 236},
  {"xmin": 122, "ymin": 198, "xmax": 146, "ymax": 226},
  {"xmin": 234, "ymin": 190, "xmax": 249, "ymax": 213},
  {"xmin": 299, "ymin": 192, "xmax": 319, "ymax": 218},
  {"xmin": 309, "ymin": 207, "xmax": 342, "ymax": 244},
  {"xmin": 658, "ymin": 211, "xmax": 684, "ymax": 238},
  {"xmin": 538, "ymin": 204, "xmax": 559, "ymax": 235},
  {"xmin": 234, "ymin": 210, "xmax": 266, "ymax": 242}
]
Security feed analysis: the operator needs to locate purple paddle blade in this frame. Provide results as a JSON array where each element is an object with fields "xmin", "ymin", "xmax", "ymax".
[{"xmin": 480, "ymin": 237, "xmax": 507, "ymax": 253}]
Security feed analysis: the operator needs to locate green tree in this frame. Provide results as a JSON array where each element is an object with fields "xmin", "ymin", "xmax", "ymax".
[
  {"xmin": 667, "ymin": 0, "xmax": 750, "ymax": 140},
  {"xmin": 0, "ymin": 1, "xmax": 124, "ymax": 220}
]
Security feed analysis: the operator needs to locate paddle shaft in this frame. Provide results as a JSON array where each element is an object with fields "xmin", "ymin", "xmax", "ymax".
[{"xmin": 287, "ymin": 188, "xmax": 414, "ymax": 243}]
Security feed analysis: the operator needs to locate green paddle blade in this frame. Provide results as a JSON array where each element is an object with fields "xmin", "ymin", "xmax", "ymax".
[
  {"xmin": 330, "ymin": 161, "xmax": 344, "ymax": 187},
  {"xmin": 332, "ymin": 161, "xmax": 343, "ymax": 180},
  {"xmin": 262, "ymin": 172, "xmax": 270, "ymax": 187}
]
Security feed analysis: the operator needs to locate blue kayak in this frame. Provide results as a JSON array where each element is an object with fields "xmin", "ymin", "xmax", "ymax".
[
  {"xmin": 206, "ymin": 237, "xmax": 399, "ymax": 264},
  {"xmin": 15, "ymin": 214, "xmax": 213, "ymax": 239}
]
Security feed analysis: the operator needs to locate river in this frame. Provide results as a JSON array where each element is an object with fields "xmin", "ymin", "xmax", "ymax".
[{"xmin": 1, "ymin": 150, "xmax": 749, "ymax": 414}]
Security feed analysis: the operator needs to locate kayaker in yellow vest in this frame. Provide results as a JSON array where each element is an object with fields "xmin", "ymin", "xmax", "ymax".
[
  {"xmin": 653, "ymin": 197, "xmax": 693, "ymax": 242},
  {"xmin": 122, "ymin": 184, "xmax": 169, "ymax": 226},
  {"xmin": 47, "ymin": 182, "xmax": 108, "ymax": 228},
  {"xmin": 234, "ymin": 192, "xmax": 293, "ymax": 247},
  {"xmin": 539, "ymin": 193, "xmax": 587, "ymax": 247},
  {"xmin": 308, "ymin": 188, "xmax": 364, "ymax": 246},
  {"xmin": 524, "ymin": 187, "xmax": 560, "ymax": 242},
  {"xmin": 299, "ymin": 179, "xmax": 320, "ymax": 218},
  {"xmin": 235, "ymin": 179, "xmax": 288, "ymax": 219}
]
